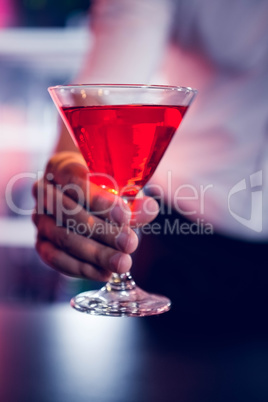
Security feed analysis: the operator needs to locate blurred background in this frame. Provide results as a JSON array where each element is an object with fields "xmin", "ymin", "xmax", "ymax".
[
  {"xmin": 0, "ymin": 0, "xmax": 94, "ymax": 303},
  {"xmin": 1, "ymin": 5, "xmax": 268, "ymax": 402}
]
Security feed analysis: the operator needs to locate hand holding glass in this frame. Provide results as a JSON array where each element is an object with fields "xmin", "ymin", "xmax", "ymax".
[{"xmin": 48, "ymin": 84, "xmax": 196, "ymax": 316}]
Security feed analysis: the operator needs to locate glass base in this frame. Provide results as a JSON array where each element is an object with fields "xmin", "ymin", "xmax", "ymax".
[{"xmin": 70, "ymin": 284, "xmax": 171, "ymax": 317}]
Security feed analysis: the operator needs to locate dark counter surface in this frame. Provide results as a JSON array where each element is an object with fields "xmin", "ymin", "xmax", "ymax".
[{"xmin": 0, "ymin": 303, "xmax": 268, "ymax": 402}]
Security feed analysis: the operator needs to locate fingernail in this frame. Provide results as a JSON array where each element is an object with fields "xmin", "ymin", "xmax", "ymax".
[
  {"xmin": 115, "ymin": 231, "xmax": 129, "ymax": 252},
  {"xmin": 110, "ymin": 204, "xmax": 130, "ymax": 225},
  {"xmin": 109, "ymin": 253, "xmax": 132, "ymax": 273}
]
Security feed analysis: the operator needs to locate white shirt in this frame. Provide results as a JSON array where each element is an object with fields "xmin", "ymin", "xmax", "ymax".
[{"xmin": 78, "ymin": 0, "xmax": 268, "ymax": 240}]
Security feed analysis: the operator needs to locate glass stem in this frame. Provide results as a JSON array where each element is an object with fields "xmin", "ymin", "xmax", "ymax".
[
  {"xmin": 107, "ymin": 272, "xmax": 136, "ymax": 291},
  {"xmin": 105, "ymin": 191, "xmax": 143, "ymax": 292}
]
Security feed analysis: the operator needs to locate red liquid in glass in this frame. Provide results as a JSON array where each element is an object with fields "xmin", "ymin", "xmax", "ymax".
[{"xmin": 61, "ymin": 104, "xmax": 187, "ymax": 197}]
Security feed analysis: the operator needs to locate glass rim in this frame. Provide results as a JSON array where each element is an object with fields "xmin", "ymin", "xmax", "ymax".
[{"xmin": 48, "ymin": 83, "xmax": 197, "ymax": 94}]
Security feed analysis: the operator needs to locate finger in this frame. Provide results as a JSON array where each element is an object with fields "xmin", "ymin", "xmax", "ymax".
[
  {"xmin": 33, "ymin": 177, "xmax": 131, "ymax": 226},
  {"xmin": 36, "ymin": 238, "xmax": 112, "ymax": 282},
  {"xmin": 36, "ymin": 214, "xmax": 133, "ymax": 274},
  {"xmin": 33, "ymin": 183, "xmax": 138, "ymax": 254},
  {"xmin": 43, "ymin": 153, "xmax": 131, "ymax": 225},
  {"xmin": 130, "ymin": 196, "xmax": 159, "ymax": 226}
]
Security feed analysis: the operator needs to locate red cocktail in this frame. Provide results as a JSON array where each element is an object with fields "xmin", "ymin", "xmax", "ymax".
[{"xmin": 61, "ymin": 104, "xmax": 187, "ymax": 197}]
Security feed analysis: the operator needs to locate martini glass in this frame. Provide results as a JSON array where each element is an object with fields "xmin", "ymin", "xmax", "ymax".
[{"xmin": 48, "ymin": 84, "xmax": 196, "ymax": 316}]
